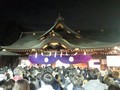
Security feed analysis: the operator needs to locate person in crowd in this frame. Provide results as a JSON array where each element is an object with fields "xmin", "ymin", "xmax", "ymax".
[
  {"xmin": 1, "ymin": 65, "xmax": 120, "ymax": 90},
  {"xmin": 12, "ymin": 79, "xmax": 30, "ymax": 90},
  {"xmin": 36, "ymin": 72, "xmax": 42, "ymax": 88},
  {"xmin": 29, "ymin": 77, "xmax": 40, "ymax": 89},
  {"xmin": 108, "ymin": 84, "xmax": 120, "ymax": 90},
  {"xmin": 65, "ymin": 68, "xmax": 78, "ymax": 90},
  {"xmin": 51, "ymin": 74, "xmax": 62, "ymax": 90},
  {"xmin": 37, "ymin": 72, "xmax": 54, "ymax": 90},
  {"xmin": 6, "ymin": 69, "xmax": 13, "ymax": 79},
  {"xmin": 12, "ymin": 67, "xmax": 23, "ymax": 81},
  {"xmin": 112, "ymin": 71, "xmax": 120, "ymax": 86},
  {"xmin": 28, "ymin": 67, "xmax": 41, "ymax": 89},
  {"xmin": 2, "ymin": 79, "xmax": 15, "ymax": 90},
  {"xmin": 72, "ymin": 74, "xmax": 85, "ymax": 90},
  {"xmin": 29, "ymin": 83, "xmax": 37, "ymax": 90},
  {"xmin": 103, "ymin": 76, "xmax": 114, "ymax": 86},
  {"xmin": 83, "ymin": 74, "xmax": 108, "ymax": 90},
  {"xmin": 0, "ymin": 70, "xmax": 7, "ymax": 86}
]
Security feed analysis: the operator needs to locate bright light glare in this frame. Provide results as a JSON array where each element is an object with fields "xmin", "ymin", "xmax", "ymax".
[
  {"xmin": 114, "ymin": 46, "xmax": 118, "ymax": 50},
  {"xmin": 88, "ymin": 59, "xmax": 100, "ymax": 69},
  {"xmin": 107, "ymin": 56, "xmax": 120, "ymax": 67}
]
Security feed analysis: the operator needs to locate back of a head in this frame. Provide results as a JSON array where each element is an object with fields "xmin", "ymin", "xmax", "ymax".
[
  {"xmin": 13, "ymin": 67, "xmax": 23, "ymax": 76},
  {"xmin": 29, "ymin": 83, "xmax": 36, "ymax": 90},
  {"xmin": 112, "ymin": 71, "xmax": 119, "ymax": 79},
  {"xmin": 72, "ymin": 74, "xmax": 84, "ymax": 87},
  {"xmin": 2, "ymin": 79, "xmax": 15, "ymax": 90},
  {"xmin": 103, "ymin": 76, "xmax": 115, "ymax": 86},
  {"xmin": 12, "ymin": 79, "xmax": 30, "ymax": 90},
  {"xmin": 41, "ymin": 72, "xmax": 53, "ymax": 85},
  {"xmin": 55, "ymin": 74, "xmax": 59, "ymax": 80},
  {"xmin": 108, "ymin": 84, "xmax": 120, "ymax": 90}
]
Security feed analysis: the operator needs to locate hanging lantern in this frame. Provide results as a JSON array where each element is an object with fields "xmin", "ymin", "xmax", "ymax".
[
  {"xmin": 84, "ymin": 51, "xmax": 86, "ymax": 55},
  {"xmin": 41, "ymin": 52, "xmax": 44, "ymax": 56},
  {"xmin": 113, "ymin": 50, "xmax": 117, "ymax": 54},
  {"xmin": 49, "ymin": 52, "xmax": 52, "ymax": 56},
  {"xmin": 35, "ymin": 52, "xmax": 38, "ymax": 58},
  {"xmin": 74, "ymin": 52, "xmax": 77, "ymax": 55},
  {"xmin": 60, "ymin": 51, "xmax": 63, "ymax": 57},
  {"xmin": 54, "ymin": 52, "xmax": 57, "ymax": 57},
  {"xmin": 2, "ymin": 49, "xmax": 6, "ymax": 51},
  {"xmin": 66, "ymin": 52, "xmax": 68, "ymax": 56}
]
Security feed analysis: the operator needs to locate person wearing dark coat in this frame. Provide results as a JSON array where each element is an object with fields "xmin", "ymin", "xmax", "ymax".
[{"xmin": 51, "ymin": 74, "xmax": 63, "ymax": 90}]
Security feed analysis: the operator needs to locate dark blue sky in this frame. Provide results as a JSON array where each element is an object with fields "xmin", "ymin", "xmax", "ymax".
[{"xmin": 0, "ymin": 0, "xmax": 120, "ymax": 45}]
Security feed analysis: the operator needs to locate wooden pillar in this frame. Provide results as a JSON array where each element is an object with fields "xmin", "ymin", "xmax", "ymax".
[
  {"xmin": 100, "ymin": 58, "xmax": 107, "ymax": 70},
  {"xmin": 100, "ymin": 57, "xmax": 102, "ymax": 69}
]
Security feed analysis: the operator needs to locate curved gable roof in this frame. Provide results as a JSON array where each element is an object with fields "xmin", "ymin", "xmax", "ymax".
[
  {"xmin": 39, "ymin": 16, "xmax": 80, "ymax": 38},
  {"xmin": 1, "ymin": 16, "xmax": 120, "ymax": 51}
]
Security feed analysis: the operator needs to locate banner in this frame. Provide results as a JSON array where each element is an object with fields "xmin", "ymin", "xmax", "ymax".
[{"xmin": 29, "ymin": 54, "xmax": 92, "ymax": 64}]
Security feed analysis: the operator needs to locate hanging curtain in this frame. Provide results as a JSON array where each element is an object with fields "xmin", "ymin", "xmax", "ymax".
[{"xmin": 29, "ymin": 54, "xmax": 92, "ymax": 64}]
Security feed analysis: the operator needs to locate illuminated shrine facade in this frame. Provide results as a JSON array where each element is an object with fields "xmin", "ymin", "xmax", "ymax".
[{"xmin": 1, "ymin": 16, "xmax": 120, "ymax": 68}]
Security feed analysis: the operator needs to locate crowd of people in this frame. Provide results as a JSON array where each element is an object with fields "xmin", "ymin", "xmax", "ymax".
[{"xmin": 0, "ymin": 65, "xmax": 120, "ymax": 90}]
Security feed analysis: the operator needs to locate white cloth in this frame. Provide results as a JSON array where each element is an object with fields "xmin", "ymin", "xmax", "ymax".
[
  {"xmin": 37, "ymin": 84, "xmax": 54, "ymax": 90},
  {"xmin": 66, "ymin": 83, "xmax": 73, "ymax": 90},
  {"xmin": 0, "ymin": 87, "xmax": 3, "ymax": 90},
  {"xmin": 0, "ymin": 74, "xmax": 6, "ymax": 81},
  {"xmin": 7, "ymin": 69, "xmax": 13, "ymax": 78},
  {"xmin": 83, "ymin": 79, "xmax": 108, "ymax": 90},
  {"xmin": 37, "ymin": 80, "xmax": 54, "ymax": 90}
]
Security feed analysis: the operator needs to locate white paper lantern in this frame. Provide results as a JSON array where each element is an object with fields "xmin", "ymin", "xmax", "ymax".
[
  {"xmin": 54, "ymin": 52, "xmax": 57, "ymax": 57},
  {"xmin": 49, "ymin": 52, "xmax": 52, "ymax": 56},
  {"xmin": 41, "ymin": 52, "xmax": 44, "ymax": 56},
  {"xmin": 60, "ymin": 52, "xmax": 63, "ymax": 57},
  {"xmin": 69, "ymin": 56, "xmax": 74, "ymax": 62},
  {"xmin": 44, "ymin": 57, "xmax": 49, "ymax": 63},
  {"xmin": 35, "ymin": 52, "xmax": 38, "ymax": 58}
]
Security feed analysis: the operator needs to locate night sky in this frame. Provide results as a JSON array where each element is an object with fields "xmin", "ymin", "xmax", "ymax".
[{"xmin": 0, "ymin": 0, "xmax": 120, "ymax": 45}]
